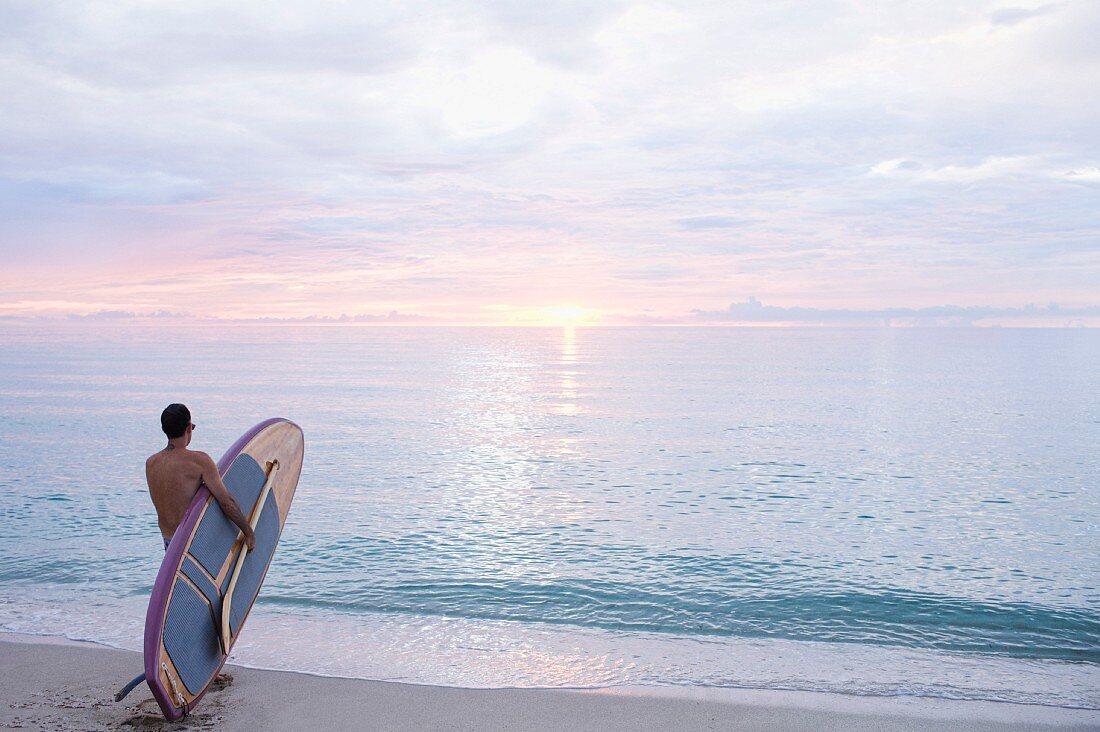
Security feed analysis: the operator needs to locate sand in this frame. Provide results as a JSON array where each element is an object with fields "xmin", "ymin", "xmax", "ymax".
[{"xmin": 1, "ymin": 635, "xmax": 1097, "ymax": 731}]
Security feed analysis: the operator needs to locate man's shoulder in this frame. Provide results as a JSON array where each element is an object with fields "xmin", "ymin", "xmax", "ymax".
[
  {"xmin": 184, "ymin": 450, "xmax": 216, "ymax": 469},
  {"xmin": 147, "ymin": 448, "xmax": 210, "ymax": 468}
]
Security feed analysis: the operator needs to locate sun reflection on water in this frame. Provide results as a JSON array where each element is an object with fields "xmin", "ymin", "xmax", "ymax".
[
  {"xmin": 428, "ymin": 329, "xmax": 597, "ymax": 582},
  {"xmin": 554, "ymin": 326, "xmax": 583, "ymax": 416}
]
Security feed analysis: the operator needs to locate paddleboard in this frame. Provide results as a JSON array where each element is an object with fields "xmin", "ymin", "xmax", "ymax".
[{"xmin": 142, "ymin": 418, "xmax": 304, "ymax": 720}]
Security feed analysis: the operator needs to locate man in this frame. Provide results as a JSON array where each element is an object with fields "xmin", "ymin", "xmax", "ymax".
[{"xmin": 146, "ymin": 403, "xmax": 255, "ymax": 552}]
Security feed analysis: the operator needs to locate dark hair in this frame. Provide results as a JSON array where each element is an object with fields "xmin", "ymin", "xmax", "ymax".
[{"xmin": 161, "ymin": 403, "xmax": 191, "ymax": 439}]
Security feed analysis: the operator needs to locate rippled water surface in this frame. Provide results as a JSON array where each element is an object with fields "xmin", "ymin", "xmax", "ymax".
[{"xmin": 0, "ymin": 325, "xmax": 1097, "ymax": 705}]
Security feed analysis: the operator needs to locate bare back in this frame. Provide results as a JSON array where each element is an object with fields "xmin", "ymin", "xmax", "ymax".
[{"xmin": 146, "ymin": 446, "xmax": 210, "ymax": 540}]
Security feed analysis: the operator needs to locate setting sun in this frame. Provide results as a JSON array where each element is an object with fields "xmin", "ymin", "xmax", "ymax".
[
  {"xmin": 483, "ymin": 304, "xmax": 600, "ymax": 326},
  {"xmin": 542, "ymin": 306, "xmax": 595, "ymax": 327}
]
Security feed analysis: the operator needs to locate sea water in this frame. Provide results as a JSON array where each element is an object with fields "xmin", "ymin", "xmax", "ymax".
[{"xmin": 0, "ymin": 324, "xmax": 1097, "ymax": 707}]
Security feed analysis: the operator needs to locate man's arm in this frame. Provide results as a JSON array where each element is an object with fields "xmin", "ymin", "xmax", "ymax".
[{"xmin": 198, "ymin": 453, "xmax": 256, "ymax": 551}]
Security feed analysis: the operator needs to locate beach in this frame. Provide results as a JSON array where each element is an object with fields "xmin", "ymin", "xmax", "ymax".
[{"xmin": 2, "ymin": 635, "xmax": 1097, "ymax": 731}]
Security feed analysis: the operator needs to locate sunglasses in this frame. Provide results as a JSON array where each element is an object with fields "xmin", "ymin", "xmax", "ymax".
[{"xmin": 189, "ymin": 423, "xmax": 197, "ymax": 431}]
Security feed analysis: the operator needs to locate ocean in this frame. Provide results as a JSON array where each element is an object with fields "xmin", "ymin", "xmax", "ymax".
[{"xmin": 0, "ymin": 324, "xmax": 1097, "ymax": 707}]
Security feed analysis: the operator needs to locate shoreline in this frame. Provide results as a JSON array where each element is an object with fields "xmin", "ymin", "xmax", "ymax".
[
  {"xmin": 7, "ymin": 586, "xmax": 1098, "ymax": 707},
  {"xmin": 3, "ymin": 635, "xmax": 1097, "ymax": 731}
]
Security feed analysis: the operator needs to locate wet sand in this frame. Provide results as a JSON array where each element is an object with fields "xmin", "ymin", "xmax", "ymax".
[{"xmin": 2, "ymin": 635, "xmax": 1097, "ymax": 731}]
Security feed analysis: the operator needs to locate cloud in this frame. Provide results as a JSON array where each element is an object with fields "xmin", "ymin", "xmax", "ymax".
[
  {"xmin": 693, "ymin": 297, "xmax": 1100, "ymax": 325},
  {"xmin": 251, "ymin": 311, "xmax": 429, "ymax": 324},
  {"xmin": 1057, "ymin": 166, "xmax": 1100, "ymax": 183},
  {"xmin": 1, "ymin": 308, "xmax": 429, "ymax": 324},
  {"xmin": 868, "ymin": 156, "xmax": 1038, "ymax": 183},
  {"xmin": 676, "ymin": 216, "xmax": 753, "ymax": 230},
  {"xmin": 65, "ymin": 309, "xmax": 193, "ymax": 321},
  {"xmin": 1, "ymin": 1, "xmax": 1098, "ymax": 321},
  {"xmin": 991, "ymin": 4, "xmax": 1064, "ymax": 27}
]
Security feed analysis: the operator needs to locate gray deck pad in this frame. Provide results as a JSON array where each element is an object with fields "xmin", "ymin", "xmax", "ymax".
[
  {"xmin": 163, "ymin": 578, "xmax": 223, "ymax": 695},
  {"xmin": 162, "ymin": 453, "xmax": 283, "ymax": 696},
  {"xmin": 223, "ymin": 496, "xmax": 280, "ymax": 636},
  {"xmin": 181, "ymin": 556, "xmax": 221, "ymax": 621},
  {"xmin": 188, "ymin": 455, "xmax": 267, "ymax": 578}
]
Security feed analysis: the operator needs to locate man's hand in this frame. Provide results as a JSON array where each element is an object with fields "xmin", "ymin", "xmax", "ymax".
[{"xmin": 244, "ymin": 527, "xmax": 256, "ymax": 552}]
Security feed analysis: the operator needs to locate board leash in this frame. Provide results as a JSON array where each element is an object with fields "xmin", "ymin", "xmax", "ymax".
[{"xmin": 113, "ymin": 672, "xmax": 146, "ymax": 702}]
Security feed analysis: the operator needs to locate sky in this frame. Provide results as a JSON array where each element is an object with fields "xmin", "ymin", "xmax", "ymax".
[{"xmin": 1, "ymin": 0, "xmax": 1098, "ymax": 325}]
